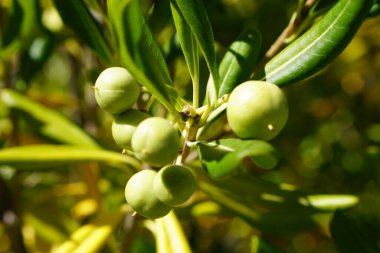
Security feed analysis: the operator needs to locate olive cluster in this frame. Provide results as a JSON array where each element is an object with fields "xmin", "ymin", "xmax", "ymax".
[
  {"xmin": 226, "ymin": 81, "xmax": 289, "ymax": 141},
  {"xmin": 94, "ymin": 67, "xmax": 196, "ymax": 219},
  {"xmin": 125, "ymin": 165, "xmax": 197, "ymax": 219},
  {"xmin": 94, "ymin": 67, "xmax": 180, "ymax": 167}
]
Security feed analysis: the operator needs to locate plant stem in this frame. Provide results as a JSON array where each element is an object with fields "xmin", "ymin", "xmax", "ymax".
[{"xmin": 192, "ymin": 77, "xmax": 200, "ymax": 109}]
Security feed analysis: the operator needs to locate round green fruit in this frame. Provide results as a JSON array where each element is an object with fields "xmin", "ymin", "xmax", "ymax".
[
  {"xmin": 131, "ymin": 117, "xmax": 180, "ymax": 167},
  {"xmin": 112, "ymin": 109, "xmax": 150, "ymax": 149},
  {"xmin": 153, "ymin": 165, "xmax": 197, "ymax": 206},
  {"xmin": 125, "ymin": 170, "xmax": 171, "ymax": 219},
  {"xmin": 226, "ymin": 80, "xmax": 288, "ymax": 141},
  {"xmin": 94, "ymin": 67, "xmax": 140, "ymax": 114}
]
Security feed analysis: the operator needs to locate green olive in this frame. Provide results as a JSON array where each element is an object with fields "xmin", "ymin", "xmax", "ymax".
[
  {"xmin": 112, "ymin": 109, "xmax": 150, "ymax": 149},
  {"xmin": 226, "ymin": 80, "xmax": 288, "ymax": 141},
  {"xmin": 153, "ymin": 165, "xmax": 197, "ymax": 206},
  {"xmin": 94, "ymin": 67, "xmax": 140, "ymax": 114},
  {"xmin": 131, "ymin": 117, "xmax": 180, "ymax": 167},
  {"xmin": 125, "ymin": 170, "xmax": 171, "ymax": 219}
]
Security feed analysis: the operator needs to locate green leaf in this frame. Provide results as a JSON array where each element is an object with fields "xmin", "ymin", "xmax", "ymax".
[
  {"xmin": 0, "ymin": 145, "xmax": 140, "ymax": 170},
  {"xmin": 108, "ymin": 0, "xmax": 180, "ymax": 114},
  {"xmin": 190, "ymin": 166, "xmax": 359, "ymax": 232},
  {"xmin": 197, "ymin": 177, "xmax": 316, "ymax": 232},
  {"xmin": 18, "ymin": 0, "xmax": 44, "ymax": 44},
  {"xmin": 53, "ymin": 206, "xmax": 128, "ymax": 253},
  {"xmin": 306, "ymin": 194, "xmax": 359, "ymax": 210},
  {"xmin": 155, "ymin": 211, "xmax": 192, "ymax": 253},
  {"xmin": 0, "ymin": 89, "xmax": 98, "ymax": 147},
  {"xmin": 264, "ymin": 0, "xmax": 373, "ymax": 86},
  {"xmin": 218, "ymin": 27, "xmax": 262, "ymax": 97},
  {"xmin": 52, "ymin": 0, "xmax": 113, "ymax": 64},
  {"xmin": 122, "ymin": 0, "xmax": 172, "ymax": 87},
  {"xmin": 170, "ymin": 2, "xmax": 200, "ymax": 107},
  {"xmin": 170, "ymin": 0, "xmax": 219, "ymax": 105},
  {"xmin": 330, "ymin": 210, "xmax": 380, "ymax": 253},
  {"xmin": 23, "ymin": 213, "xmax": 67, "ymax": 243},
  {"xmin": 196, "ymin": 139, "xmax": 278, "ymax": 179}
]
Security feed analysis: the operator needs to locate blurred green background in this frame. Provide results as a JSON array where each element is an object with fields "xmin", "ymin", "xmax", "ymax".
[{"xmin": 1, "ymin": 0, "xmax": 380, "ymax": 252}]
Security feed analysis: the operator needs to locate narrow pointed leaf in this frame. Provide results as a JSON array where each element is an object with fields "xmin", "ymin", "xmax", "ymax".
[
  {"xmin": 0, "ymin": 145, "xmax": 140, "ymax": 169},
  {"xmin": 122, "ymin": 0, "xmax": 172, "ymax": 86},
  {"xmin": 305, "ymin": 194, "xmax": 359, "ymax": 210},
  {"xmin": 264, "ymin": 0, "xmax": 372, "ymax": 86},
  {"xmin": 170, "ymin": 0, "xmax": 219, "ymax": 104},
  {"xmin": 156, "ymin": 211, "xmax": 192, "ymax": 253},
  {"xmin": 218, "ymin": 27, "xmax": 262, "ymax": 97},
  {"xmin": 53, "ymin": 207, "xmax": 128, "ymax": 253},
  {"xmin": 52, "ymin": 0, "xmax": 113, "ymax": 64},
  {"xmin": 196, "ymin": 139, "xmax": 278, "ymax": 179},
  {"xmin": 108, "ymin": 0, "xmax": 180, "ymax": 114},
  {"xmin": 170, "ymin": 3, "xmax": 199, "ymax": 86},
  {"xmin": 1, "ymin": 89, "xmax": 98, "ymax": 147},
  {"xmin": 192, "ymin": 167, "xmax": 356, "ymax": 232},
  {"xmin": 197, "ymin": 179, "xmax": 315, "ymax": 232}
]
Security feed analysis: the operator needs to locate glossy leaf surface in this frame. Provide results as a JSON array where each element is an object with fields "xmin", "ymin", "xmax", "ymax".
[
  {"xmin": 108, "ymin": 0, "xmax": 180, "ymax": 114},
  {"xmin": 264, "ymin": 0, "xmax": 372, "ymax": 86},
  {"xmin": 170, "ymin": 3, "xmax": 199, "ymax": 88},
  {"xmin": 218, "ymin": 27, "xmax": 262, "ymax": 97},
  {"xmin": 170, "ymin": 0, "xmax": 219, "ymax": 104},
  {"xmin": 196, "ymin": 139, "xmax": 278, "ymax": 179},
  {"xmin": 0, "ymin": 89, "xmax": 98, "ymax": 147},
  {"xmin": 0, "ymin": 145, "xmax": 140, "ymax": 169}
]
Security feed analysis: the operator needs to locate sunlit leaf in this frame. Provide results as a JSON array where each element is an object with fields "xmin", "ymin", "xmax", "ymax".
[
  {"xmin": 170, "ymin": 0, "xmax": 219, "ymax": 105},
  {"xmin": 305, "ymin": 194, "xmax": 359, "ymax": 210},
  {"xmin": 170, "ymin": 2, "xmax": 199, "ymax": 107},
  {"xmin": 264, "ymin": 0, "xmax": 372, "ymax": 85},
  {"xmin": 0, "ymin": 89, "xmax": 98, "ymax": 147},
  {"xmin": 155, "ymin": 211, "xmax": 192, "ymax": 253},
  {"xmin": 107, "ymin": 0, "xmax": 180, "ymax": 114},
  {"xmin": 196, "ymin": 139, "xmax": 278, "ymax": 179},
  {"xmin": 24, "ymin": 213, "xmax": 67, "ymax": 243},
  {"xmin": 53, "ymin": 206, "xmax": 128, "ymax": 253},
  {"xmin": 0, "ymin": 145, "xmax": 140, "ymax": 170}
]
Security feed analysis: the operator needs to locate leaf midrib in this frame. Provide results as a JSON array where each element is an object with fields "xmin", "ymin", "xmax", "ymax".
[{"xmin": 265, "ymin": 0, "xmax": 351, "ymax": 80}]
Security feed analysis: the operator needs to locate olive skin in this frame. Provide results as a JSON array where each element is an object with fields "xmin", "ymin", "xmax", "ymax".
[
  {"xmin": 94, "ymin": 67, "xmax": 140, "ymax": 114},
  {"xmin": 125, "ymin": 170, "xmax": 171, "ymax": 219},
  {"xmin": 112, "ymin": 109, "xmax": 150, "ymax": 149},
  {"xmin": 226, "ymin": 81, "xmax": 288, "ymax": 141},
  {"xmin": 131, "ymin": 117, "xmax": 180, "ymax": 167},
  {"xmin": 153, "ymin": 165, "xmax": 197, "ymax": 206}
]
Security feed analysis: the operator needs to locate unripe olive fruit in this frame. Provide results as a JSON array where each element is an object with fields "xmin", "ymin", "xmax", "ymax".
[
  {"xmin": 112, "ymin": 109, "xmax": 150, "ymax": 149},
  {"xmin": 153, "ymin": 165, "xmax": 197, "ymax": 206},
  {"xmin": 94, "ymin": 67, "xmax": 140, "ymax": 114},
  {"xmin": 125, "ymin": 170, "xmax": 171, "ymax": 219},
  {"xmin": 131, "ymin": 117, "xmax": 180, "ymax": 167},
  {"xmin": 226, "ymin": 81, "xmax": 288, "ymax": 141}
]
